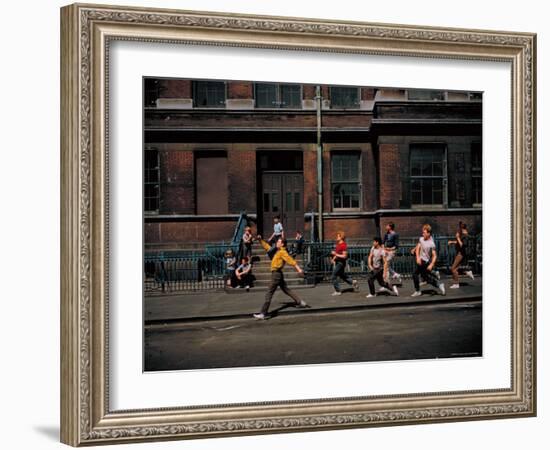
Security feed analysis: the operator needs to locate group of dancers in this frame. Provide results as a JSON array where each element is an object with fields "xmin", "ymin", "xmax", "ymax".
[
  {"xmin": 330, "ymin": 221, "xmax": 475, "ymax": 299},
  {"xmin": 231, "ymin": 217, "xmax": 474, "ymax": 320}
]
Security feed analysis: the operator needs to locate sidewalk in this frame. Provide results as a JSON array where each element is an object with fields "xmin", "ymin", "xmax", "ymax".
[{"xmin": 145, "ymin": 276, "xmax": 482, "ymax": 324}]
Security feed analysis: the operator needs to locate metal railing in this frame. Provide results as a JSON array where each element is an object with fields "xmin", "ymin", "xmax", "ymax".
[
  {"xmin": 144, "ymin": 232, "xmax": 481, "ymax": 293},
  {"xmin": 144, "ymin": 250, "xmax": 226, "ymax": 293},
  {"xmin": 145, "ymin": 212, "xmax": 251, "ymax": 294},
  {"xmin": 302, "ymin": 235, "xmax": 481, "ymax": 282}
]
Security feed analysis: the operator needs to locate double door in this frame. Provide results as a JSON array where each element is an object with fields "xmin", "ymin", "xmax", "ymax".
[{"xmin": 262, "ymin": 172, "xmax": 304, "ymax": 239}]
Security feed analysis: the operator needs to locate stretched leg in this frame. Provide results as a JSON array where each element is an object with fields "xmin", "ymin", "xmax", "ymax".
[
  {"xmin": 280, "ymin": 277, "xmax": 303, "ymax": 305},
  {"xmin": 331, "ymin": 262, "xmax": 343, "ymax": 292},
  {"xmin": 451, "ymin": 253, "xmax": 463, "ymax": 284},
  {"xmin": 367, "ymin": 271, "xmax": 377, "ymax": 295},
  {"xmin": 375, "ymin": 269, "xmax": 392, "ymax": 291},
  {"xmin": 421, "ymin": 263, "xmax": 440, "ymax": 289},
  {"xmin": 260, "ymin": 272, "xmax": 280, "ymax": 314},
  {"xmin": 412, "ymin": 264, "xmax": 422, "ymax": 291},
  {"xmin": 341, "ymin": 268, "xmax": 354, "ymax": 286}
]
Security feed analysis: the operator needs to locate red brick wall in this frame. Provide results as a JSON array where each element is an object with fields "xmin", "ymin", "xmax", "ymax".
[
  {"xmin": 227, "ymin": 82, "xmax": 253, "ymax": 99},
  {"xmin": 323, "ymin": 217, "xmax": 378, "ymax": 241},
  {"xmin": 361, "ymin": 88, "xmax": 376, "ymax": 100},
  {"xmin": 144, "ymin": 221, "xmax": 236, "ymax": 244},
  {"xmin": 303, "ymin": 85, "xmax": 316, "ymax": 100},
  {"xmin": 158, "ymin": 79, "xmax": 191, "ymax": 98},
  {"xmin": 303, "ymin": 149, "xmax": 318, "ymax": 212},
  {"xmin": 228, "ymin": 148, "xmax": 256, "ymax": 213},
  {"xmin": 379, "ymin": 144, "xmax": 401, "ymax": 209},
  {"xmin": 160, "ymin": 150, "xmax": 194, "ymax": 214},
  {"xmin": 144, "ymin": 223, "xmax": 161, "ymax": 244},
  {"xmin": 379, "ymin": 214, "xmax": 482, "ymax": 237}
]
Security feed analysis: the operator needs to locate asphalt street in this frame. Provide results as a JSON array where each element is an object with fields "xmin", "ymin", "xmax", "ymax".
[{"xmin": 144, "ymin": 299, "xmax": 482, "ymax": 371}]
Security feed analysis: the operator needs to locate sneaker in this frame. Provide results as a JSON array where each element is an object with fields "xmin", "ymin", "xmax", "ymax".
[
  {"xmin": 378, "ymin": 287, "xmax": 387, "ymax": 293},
  {"xmin": 392, "ymin": 285, "xmax": 399, "ymax": 296},
  {"xmin": 331, "ymin": 291, "xmax": 342, "ymax": 296},
  {"xmin": 419, "ymin": 281, "xmax": 428, "ymax": 287},
  {"xmin": 438, "ymin": 283, "xmax": 446, "ymax": 296},
  {"xmin": 450, "ymin": 284, "xmax": 460, "ymax": 289},
  {"xmin": 465, "ymin": 270, "xmax": 475, "ymax": 280},
  {"xmin": 245, "ymin": 285, "xmax": 250, "ymax": 290},
  {"xmin": 352, "ymin": 279, "xmax": 359, "ymax": 292},
  {"xmin": 296, "ymin": 300, "xmax": 309, "ymax": 308},
  {"xmin": 366, "ymin": 294, "xmax": 375, "ymax": 298},
  {"xmin": 253, "ymin": 313, "xmax": 267, "ymax": 320},
  {"xmin": 411, "ymin": 291, "xmax": 422, "ymax": 297}
]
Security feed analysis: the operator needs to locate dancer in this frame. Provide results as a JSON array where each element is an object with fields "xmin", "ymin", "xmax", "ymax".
[
  {"xmin": 252, "ymin": 235, "xmax": 308, "ymax": 320},
  {"xmin": 448, "ymin": 221, "xmax": 475, "ymax": 289},
  {"xmin": 267, "ymin": 216, "xmax": 284, "ymax": 245},
  {"xmin": 382, "ymin": 222, "xmax": 402, "ymax": 285},
  {"xmin": 330, "ymin": 231, "xmax": 359, "ymax": 296},
  {"xmin": 411, "ymin": 224, "xmax": 446, "ymax": 297},
  {"xmin": 366, "ymin": 237, "xmax": 399, "ymax": 298}
]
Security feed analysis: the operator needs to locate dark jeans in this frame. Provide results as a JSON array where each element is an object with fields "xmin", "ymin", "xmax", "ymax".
[
  {"xmin": 331, "ymin": 261, "xmax": 353, "ymax": 292},
  {"xmin": 243, "ymin": 242, "xmax": 252, "ymax": 259},
  {"xmin": 226, "ymin": 269, "xmax": 236, "ymax": 287},
  {"xmin": 367, "ymin": 268, "xmax": 392, "ymax": 295},
  {"xmin": 260, "ymin": 270, "xmax": 302, "ymax": 314},
  {"xmin": 237, "ymin": 272, "xmax": 253, "ymax": 287},
  {"xmin": 269, "ymin": 234, "xmax": 283, "ymax": 246},
  {"xmin": 412, "ymin": 261, "xmax": 440, "ymax": 290}
]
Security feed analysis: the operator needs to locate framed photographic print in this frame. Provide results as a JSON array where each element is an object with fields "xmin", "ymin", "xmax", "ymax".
[{"xmin": 60, "ymin": 3, "xmax": 536, "ymax": 446}]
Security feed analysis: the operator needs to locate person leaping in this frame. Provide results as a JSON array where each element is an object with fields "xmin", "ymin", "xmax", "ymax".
[{"xmin": 252, "ymin": 235, "xmax": 308, "ymax": 320}]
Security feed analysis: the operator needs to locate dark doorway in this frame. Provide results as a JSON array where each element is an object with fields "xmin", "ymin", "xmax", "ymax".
[{"xmin": 258, "ymin": 151, "xmax": 304, "ymax": 238}]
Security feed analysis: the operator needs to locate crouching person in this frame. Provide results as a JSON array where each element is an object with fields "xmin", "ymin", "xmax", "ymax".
[{"xmin": 235, "ymin": 257, "xmax": 254, "ymax": 289}]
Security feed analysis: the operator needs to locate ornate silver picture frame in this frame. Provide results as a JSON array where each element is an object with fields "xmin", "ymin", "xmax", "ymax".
[{"xmin": 60, "ymin": 3, "xmax": 536, "ymax": 446}]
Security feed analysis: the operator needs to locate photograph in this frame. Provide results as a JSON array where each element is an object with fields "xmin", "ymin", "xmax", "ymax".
[
  {"xmin": 143, "ymin": 78, "xmax": 483, "ymax": 371},
  {"xmin": 58, "ymin": 2, "xmax": 536, "ymax": 445}
]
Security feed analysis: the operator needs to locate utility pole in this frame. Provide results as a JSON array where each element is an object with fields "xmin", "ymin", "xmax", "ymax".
[{"xmin": 315, "ymin": 85, "xmax": 324, "ymax": 242}]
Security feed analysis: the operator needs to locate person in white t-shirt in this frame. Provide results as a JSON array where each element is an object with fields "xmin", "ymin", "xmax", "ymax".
[
  {"xmin": 411, "ymin": 224, "xmax": 445, "ymax": 297},
  {"xmin": 366, "ymin": 237, "xmax": 398, "ymax": 298},
  {"xmin": 268, "ymin": 216, "xmax": 284, "ymax": 245}
]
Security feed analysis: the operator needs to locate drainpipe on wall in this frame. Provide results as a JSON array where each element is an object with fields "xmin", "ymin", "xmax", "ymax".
[{"xmin": 315, "ymin": 85, "xmax": 324, "ymax": 242}]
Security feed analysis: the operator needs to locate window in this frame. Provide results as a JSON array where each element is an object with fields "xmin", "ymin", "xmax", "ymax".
[
  {"xmin": 144, "ymin": 78, "xmax": 160, "ymax": 107},
  {"xmin": 469, "ymin": 92, "xmax": 483, "ymax": 101},
  {"xmin": 330, "ymin": 87, "xmax": 360, "ymax": 109},
  {"xmin": 410, "ymin": 144, "xmax": 447, "ymax": 206},
  {"xmin": 408, "ymin": 89, "xmax": 446, "ymax": 101},
  {"xmin": 331, "ymin": 153, "xmax": 361, "ymax": 210},
  {"xmin": 193, "ymin": 81, "xmax": 226, "ymax": 108},
  {"xmin": 144, "ymin": 149, "xmax": 160, "ymax": 213},
  {"xmin": 471, "ymin": 142, "xmax": 482, "ymax": 205},
  {"xmin": 255, "ymin": 83, "xmax": 301, "ymax": 108},
  {"xmin": 195, "ymin": 152, "xmax": 228, "ymax": 214}
]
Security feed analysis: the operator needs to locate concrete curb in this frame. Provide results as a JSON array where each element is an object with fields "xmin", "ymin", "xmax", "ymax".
[{"xmin": 145, "ymin": 294, "xmax": 482, "ymax": 328}]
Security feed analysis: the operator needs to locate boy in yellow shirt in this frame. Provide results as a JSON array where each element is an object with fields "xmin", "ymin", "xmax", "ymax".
[{"xmin": 253, "ymin": 236, "xmax": 308, "ymax": 320}]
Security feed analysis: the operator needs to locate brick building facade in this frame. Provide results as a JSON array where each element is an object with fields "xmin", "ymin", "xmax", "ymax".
[{"xmin": 144, "ymin": 79, "xmax": 482, "ymax": 248}]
